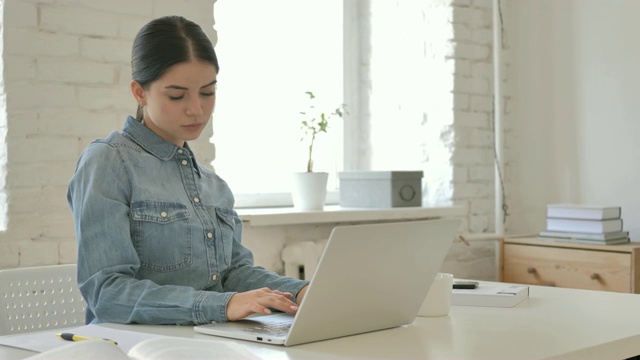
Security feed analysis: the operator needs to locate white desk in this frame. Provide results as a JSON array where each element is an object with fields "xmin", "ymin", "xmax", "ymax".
[{"xmin": 3, "ymin": 283, "xmax": 640, "ymax": 360}]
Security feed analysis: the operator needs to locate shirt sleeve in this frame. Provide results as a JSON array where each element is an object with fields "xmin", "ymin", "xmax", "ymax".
[{"xmin": 219, "ymin": 211, "xmax": 310, "ymax": 305}]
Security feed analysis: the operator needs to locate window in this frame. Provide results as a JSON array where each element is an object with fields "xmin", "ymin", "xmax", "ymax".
[
  {"xmin": 213, "ymin": 1, "xmax": 454, "ymax": 208},
  {"xmin": 366, "ymin": 1, "xmax": 454, "ymax": 206},
  {"xmin": 213, "ymin": 0, "xmax": 343, "ymax": 207}
]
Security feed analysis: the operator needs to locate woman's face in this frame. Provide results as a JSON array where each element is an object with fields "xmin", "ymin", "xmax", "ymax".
[{"xmin": 132, "ymin": 60, "xmax": 217, "ymax": 147}]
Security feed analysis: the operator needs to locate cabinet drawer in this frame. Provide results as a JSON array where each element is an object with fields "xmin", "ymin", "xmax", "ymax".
[{"xmin": 503, "ymin": 243, "xmax": 631, "ymax": 292}]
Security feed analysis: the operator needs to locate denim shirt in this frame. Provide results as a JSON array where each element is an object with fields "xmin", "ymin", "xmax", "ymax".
[{"xmin": 67, "ymin": 116, "xmax": 308, "ymax": 325}]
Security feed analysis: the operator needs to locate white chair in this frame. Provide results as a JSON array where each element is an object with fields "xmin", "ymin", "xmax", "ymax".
[{"xmin": 0, "ymin": 264, "xmax": 86, "ymax": 335}]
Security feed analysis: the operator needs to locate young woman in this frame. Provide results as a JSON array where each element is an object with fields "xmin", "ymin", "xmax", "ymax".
[{"xmin": 67, "ymin": 15, "xmax": 308, "ymax": 325}]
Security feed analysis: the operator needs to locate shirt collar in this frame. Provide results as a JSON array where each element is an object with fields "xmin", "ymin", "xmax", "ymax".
[{"xmin": 122, "ymin": 115, "xmax": 188, "ymax": 161}]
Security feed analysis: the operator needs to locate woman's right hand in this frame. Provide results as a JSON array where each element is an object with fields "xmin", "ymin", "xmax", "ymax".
[{"xmin": 226, "ymin": 287, "xmax": 299, "ymax": 321}]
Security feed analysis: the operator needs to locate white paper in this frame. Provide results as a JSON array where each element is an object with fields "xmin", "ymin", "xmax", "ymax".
[
  {"xmin": 24, "ymin": 339, "xmax": 128, "ymax": 360},
  {"xmin": 0, "ymin": 324, "xmax": 165, "ymax": 353}
]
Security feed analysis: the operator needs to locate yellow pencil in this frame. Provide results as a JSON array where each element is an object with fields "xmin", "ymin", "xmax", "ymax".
[{"xmin": 56, "ymin": 332, "xmax": 118, "ymax": 345}]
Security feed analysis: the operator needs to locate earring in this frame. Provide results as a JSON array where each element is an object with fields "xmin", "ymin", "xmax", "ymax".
[{"xmin": 136, "ymin": 103, "xmax": 145, "ymax": 123}]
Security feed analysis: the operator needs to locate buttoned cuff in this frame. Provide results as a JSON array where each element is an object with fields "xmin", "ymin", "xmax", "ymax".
[{"xmin": 194, "ymin": 291, "xmax": 235, "ymax": 324}]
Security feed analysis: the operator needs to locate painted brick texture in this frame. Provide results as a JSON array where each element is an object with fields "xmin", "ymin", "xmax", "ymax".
[{"xmin": 0, "ymin": 0, "xmax": 216, "ymax": 268}]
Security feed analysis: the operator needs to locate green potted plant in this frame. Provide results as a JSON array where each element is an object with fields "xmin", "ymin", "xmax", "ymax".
[
  {"xmin": 299, "ymin": 91, "xmax": 345, "ymax": 172},
  {"xmin": 292, "ymin": 91, "xmax": 346, "ymax": 211}
]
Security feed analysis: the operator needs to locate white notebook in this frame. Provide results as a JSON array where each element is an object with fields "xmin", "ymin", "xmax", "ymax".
[{"xmin": 452, "ymin": 284, "xmax": 529, "ymax": 308}]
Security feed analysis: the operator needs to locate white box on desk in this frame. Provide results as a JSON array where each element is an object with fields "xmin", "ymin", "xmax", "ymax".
[
  {"xmin": 451, "ymin": 284, "xmax": 529, "ymax": 308},
  {"xmin": 338, "ymin": 171, "xmax": 423, "ymax": 208}
]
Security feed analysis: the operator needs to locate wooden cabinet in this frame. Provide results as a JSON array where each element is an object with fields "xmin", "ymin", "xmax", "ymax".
[{"xmin": 500, "ymin": 237, "xmax": 640, "ymax": 293}]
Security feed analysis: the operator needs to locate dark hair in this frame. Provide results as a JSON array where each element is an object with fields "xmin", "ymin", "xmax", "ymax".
[{"xmin": 131, "ymin": 15, "xmax": 219, "ymax": 120}]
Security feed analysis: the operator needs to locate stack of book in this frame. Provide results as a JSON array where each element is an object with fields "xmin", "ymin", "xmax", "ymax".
[{"xmin": 539, "ymin": 204, "xmax": 630, "ymax": 245}]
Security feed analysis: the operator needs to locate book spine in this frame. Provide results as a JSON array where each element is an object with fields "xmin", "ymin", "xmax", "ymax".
[
  {"xmin": 546, "ymin": 206, "xmax": 621, "ymax": 220},
  {"xmin": 546, "ymin": 218, "xmax": 623, "ymax": 234},
  {"xmin": 538, "ymin": 231, "xmax": 629, "ymax": 241}
]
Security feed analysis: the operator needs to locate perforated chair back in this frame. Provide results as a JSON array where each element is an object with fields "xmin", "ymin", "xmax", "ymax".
[{"xmin": 0, "ymin": 264, "xmax": 86, "ymax": 335}]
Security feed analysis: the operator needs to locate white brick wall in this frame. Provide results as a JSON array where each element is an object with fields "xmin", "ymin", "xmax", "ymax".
[
  {"xmin": 451, "ymin": 0, "xmax": 504, "ymax": 235},
  {"xmin": 0, "ymin": 0, "xmax": 217, "ymax": 268},
  {"xmin": 446, "ymin": 0, "xmax": 506, "ymax": 279},
  {"xmin": 0, "ymin": 0, "xmax": 505, "ymax": 281}
]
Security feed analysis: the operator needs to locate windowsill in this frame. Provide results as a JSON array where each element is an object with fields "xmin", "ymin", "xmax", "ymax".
[{"xmin": 237, "ymin": 205, "xmax": 466, "ymax": 227}]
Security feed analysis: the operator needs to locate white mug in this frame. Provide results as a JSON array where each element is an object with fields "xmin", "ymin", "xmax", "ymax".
[{"xmin": 417, "ymin": 272, "xmax": 454, "ymax": 317}]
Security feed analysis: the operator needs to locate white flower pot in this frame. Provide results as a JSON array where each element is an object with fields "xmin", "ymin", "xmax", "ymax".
[{"xmin": 292, "ymin": 172, "xmax": 329, "ymax": 211}]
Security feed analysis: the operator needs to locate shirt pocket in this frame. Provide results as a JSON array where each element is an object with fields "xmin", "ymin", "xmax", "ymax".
[
  {"xmin": 131, "ymin": 201, "xmax": 193, "ymax": 272},
  {"xmin": 214, "ymin": 208, "xmax": 236, "ymax": 266}
]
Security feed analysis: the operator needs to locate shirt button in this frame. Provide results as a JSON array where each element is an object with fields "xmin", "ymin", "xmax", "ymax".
[
  {"xmin": 177, "ymin": 149, "xmax": 183, "ymax": 154},
  {"xmin": 160, "ymin": 211, "xmax": 168, "ymax": 218},
  {"xmin": 193, "ymin": 197, "xmax": 200, "ymax": 203},
  {"xmin": 211, "ymin": 274, "xmax": 218, "ymax": 281},
  {"xmin": 181, "ymin": 160, "xmax": 188, "ymax": 166},
  {"xmin": 207, "ymin": 232, "xmax": 213, "ymax": 239}
]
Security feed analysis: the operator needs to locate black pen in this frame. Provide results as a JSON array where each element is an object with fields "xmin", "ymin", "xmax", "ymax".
[{"xmin": 56, "ymin": 332, "xmax": 118, "ymax": 345}]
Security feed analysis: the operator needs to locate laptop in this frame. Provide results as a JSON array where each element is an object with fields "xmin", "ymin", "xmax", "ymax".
[{"xmin": 194, "ymin": 218, "xmax": 460, "ymax": 346}]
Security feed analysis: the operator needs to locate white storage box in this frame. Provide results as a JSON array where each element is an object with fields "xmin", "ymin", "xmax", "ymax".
[{"xmin": 338, "ymin": 171, "xmax": 423, "ymax": 208}]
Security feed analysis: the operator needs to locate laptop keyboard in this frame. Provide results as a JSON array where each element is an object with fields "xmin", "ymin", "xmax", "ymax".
[{"xmin": 242, "ymin": 321, "xmax": 292, "ymax": 336}]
